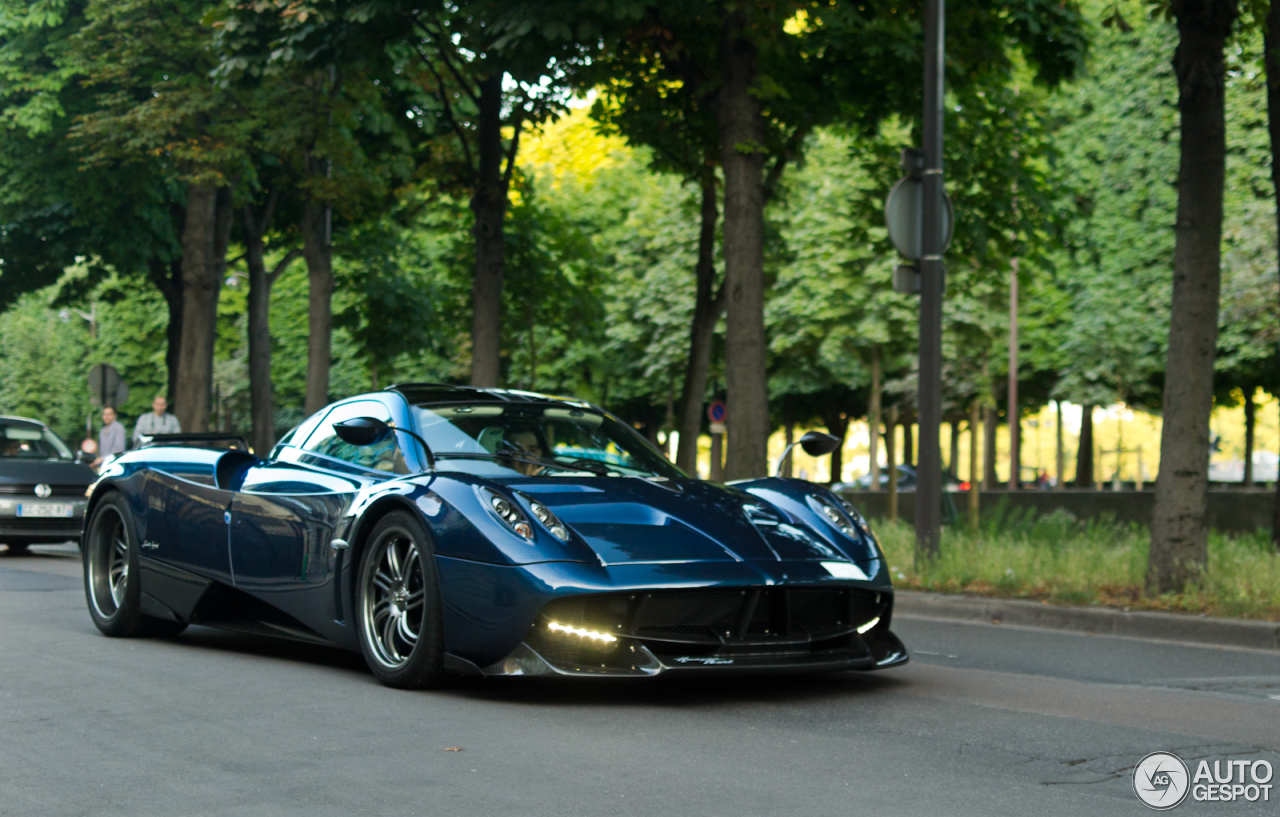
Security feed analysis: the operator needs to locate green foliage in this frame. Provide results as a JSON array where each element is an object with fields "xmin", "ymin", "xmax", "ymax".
[
  {"xmin": 875, "ymin": 512, "xmax": 1280, "ymax": 620},
  {"xmin": 1047, "ymin": 8, "xmax": 1179, "ymax": 409}
]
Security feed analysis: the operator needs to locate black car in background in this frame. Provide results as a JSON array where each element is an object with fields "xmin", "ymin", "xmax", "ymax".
[
  {"xmin": 0, "ymin": 416, "xmax": 96, "ymax": 553},
  {"xmin": 837, "ymin": 464, "xmax": 964, "ymax": 493}
]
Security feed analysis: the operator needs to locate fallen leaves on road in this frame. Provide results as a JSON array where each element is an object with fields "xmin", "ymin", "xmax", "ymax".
[{"xmin": 442, "ymin": 747, "xmax": 465, "ymax": 752}]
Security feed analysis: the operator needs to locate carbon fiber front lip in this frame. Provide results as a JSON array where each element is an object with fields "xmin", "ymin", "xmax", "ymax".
[{"xmin": 479, "ymin": 634, "xmax": 907, "ymax": 678}]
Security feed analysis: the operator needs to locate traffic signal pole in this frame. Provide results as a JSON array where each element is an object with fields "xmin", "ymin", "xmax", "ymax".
[{"xmin": 915, "ymin": 0, "xmax": 945, "ymax": 561}]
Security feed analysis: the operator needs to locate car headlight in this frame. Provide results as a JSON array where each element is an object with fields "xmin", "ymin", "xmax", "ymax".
[
  {"xmin": 807, "ymin": 495, "xmax": 857, "ymax": 538},
  {"xmin": 834, "ymin": 494, "xmax": 874, "ymax": 536},
  {"xmin": 528, "ymin": 500, "xmax": 570, "ymax": 542},
  {"xmin": 478, "ymin": 487, "xmax": 534, "ymax": 540}
]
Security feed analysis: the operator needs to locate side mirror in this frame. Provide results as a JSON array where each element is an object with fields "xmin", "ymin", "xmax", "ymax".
[
  {"xmin": 798, "ymin": 431, "xmax": 841, "ymax": 457},
  {"xmin": 773, "ymin": 431, "xmax": 844, "ymax": 478},
  {"xmin": 333, "ymin": 417, "xmax": 391, "ymax": 447}
]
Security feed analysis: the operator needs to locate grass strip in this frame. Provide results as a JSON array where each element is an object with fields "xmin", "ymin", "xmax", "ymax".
[{"xmin": 873, "ymin": 503, "xmax": 1280, "ymax": 621}]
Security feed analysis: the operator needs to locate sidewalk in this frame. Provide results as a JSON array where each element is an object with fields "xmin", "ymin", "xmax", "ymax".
[{"xmin": 894, "ymin": 590, "xmax": 1280, "ymax": 651}]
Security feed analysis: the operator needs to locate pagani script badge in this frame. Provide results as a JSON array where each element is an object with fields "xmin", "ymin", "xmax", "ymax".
[
  {"xmin": 1133, "ymin": 752, "xmax": 1190, "ymax": 810},
  {"xmin": 673, "ymin": 657, "xmax": 734, "ymax": 665},
  {"xmin": 140, "ymin": 540, "xmax": 160, "ymax": 550}
]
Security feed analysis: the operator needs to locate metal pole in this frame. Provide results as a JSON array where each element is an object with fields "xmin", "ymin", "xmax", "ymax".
[{"xmin": 915, "ymin": 0, "xmax": 945, "ymax": 561}]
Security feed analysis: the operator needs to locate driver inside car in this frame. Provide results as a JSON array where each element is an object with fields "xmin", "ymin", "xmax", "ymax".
[{"xmin": 505, "ymin": 430, "xmax": 546, "ymax": 477}]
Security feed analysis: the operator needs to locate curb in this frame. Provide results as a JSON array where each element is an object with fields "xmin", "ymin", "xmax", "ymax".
[{"xmin": 893, "ymin": 590, "xmax": 1280, "ymax": 651}]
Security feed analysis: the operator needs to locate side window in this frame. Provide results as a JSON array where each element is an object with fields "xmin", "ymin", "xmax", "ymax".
[
  {"xmin": 272, "ymin": 409, "xmax": 328, "ymax": 460},
  {"xmin": 300, "ymin": 401, "xmax": 406, "ymax": 474}
]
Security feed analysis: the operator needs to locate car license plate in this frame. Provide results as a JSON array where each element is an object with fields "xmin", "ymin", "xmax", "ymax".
[{"xmin": 16, "ymin": 504, "xmax": 73, "ymax": 518}]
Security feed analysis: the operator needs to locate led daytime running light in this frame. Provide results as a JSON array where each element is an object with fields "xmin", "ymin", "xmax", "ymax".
[
  {"xmin": 857, "ymin": 616, "xmax": 881, "ymax": 634},
  {"xmin": 547, "ymin": 621, "xmax": 617, "ymax": 643}
]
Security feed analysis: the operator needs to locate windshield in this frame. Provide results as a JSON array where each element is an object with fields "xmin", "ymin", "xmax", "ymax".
[
  {"xmin": 0, "ymin": 423, "xmax": 73, "ymax": 460},
  {"xmin": 410, "ymin": 403, "xmax": 683, "ymax": 479}
]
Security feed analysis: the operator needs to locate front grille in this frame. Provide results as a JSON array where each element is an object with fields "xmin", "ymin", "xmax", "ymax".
[
  {"xmin": 0, "ymin": 517, "xmax": 82, "ymax": 531},
  {"xmin": 0, "ymin": 484, "xmax": 88, "ymax": 497},
  {"xmin": 539, "ymin": 586, "xmax": 887, "ymax": 655}
]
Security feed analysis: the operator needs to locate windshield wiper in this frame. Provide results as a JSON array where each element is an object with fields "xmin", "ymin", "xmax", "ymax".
[{"xmin": 433, "ymin": 452, "xmax": 598, "ymax": 475}]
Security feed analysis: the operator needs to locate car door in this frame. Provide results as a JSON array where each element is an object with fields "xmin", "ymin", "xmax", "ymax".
[
  {"xmin": 229, "ymin": 465, "xmax": 360, "ymax": 591},
  {"xmin": 138, "ymin": 465, "xmax": 235, "ymax": 584},
  {"xmin": 227, "ymin": 400, "xmax": 405, "ymax": 633}
]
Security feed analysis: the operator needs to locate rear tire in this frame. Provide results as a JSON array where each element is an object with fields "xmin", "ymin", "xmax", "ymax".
[
  {"xmin": 356, "ymin": 511, "xmax": 445, "ymax": 689},
  {"xmin": 83, "ymin": 493, "xmax": 184, "ymax": 638}
]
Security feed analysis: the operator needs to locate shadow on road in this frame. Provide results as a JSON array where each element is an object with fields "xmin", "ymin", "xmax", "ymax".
[
  {"xmin": 173, "ymin": 626, "xmax": 370, "ymax": 675},
  {"xmin": 446, "ymin": 669, "xmax": 907, "ymax": 708},
  {"xmin": 164, "ymin": 626, "xmax": 909, "ymax": 707}
]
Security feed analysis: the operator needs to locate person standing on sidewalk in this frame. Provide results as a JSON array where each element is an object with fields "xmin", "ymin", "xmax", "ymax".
[
  {"xmin": 92, "ymin": 406, "xmax": 126, "ymax": 469},
  {"xmin": 133, "ymin": 394, "xmax": 181, "ymax": 446}
]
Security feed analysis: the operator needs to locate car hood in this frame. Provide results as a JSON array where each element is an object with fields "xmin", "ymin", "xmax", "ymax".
[
  {"xmin": 0, "ymin": 458, "xmax": 96, "ymax": 486},
  {"xmin": 504, "ymin": 476, "xmax": 866, "ymax": 566}
]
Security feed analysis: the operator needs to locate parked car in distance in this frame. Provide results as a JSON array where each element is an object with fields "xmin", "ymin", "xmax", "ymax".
[
  {"xmin": 0, "ymin": 416, "xmax": 96, "ymax": 553},
  {"xmin": 837, "ymin": 464, "xmax": 964, "ymax": 493}
]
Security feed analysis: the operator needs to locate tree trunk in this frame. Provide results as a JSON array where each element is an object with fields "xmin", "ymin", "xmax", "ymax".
[
  {"xmin": 243, "ymin": 197, "xmax": 299, "ymax": 457},
  {"xmin": 1076, "ymin": 405, "xmax": 1095, "ymax": 487},
  {"xmin": 903, "ymin": 420, "xmax": 914, "ymax": 468},
  {"xmin": 949, "ymin": 421, "xmax": 960, "ymax": 477},
  {"xmin": 676, "ymin": 173, "xmax": 725, "ymax": 474},
  {"xmin": 716, "ymin": 11, "xmax": 769, "ymax": 480},
  {"xmin": 782, "ymin": 396, "xmax": 794, "ymax": 478},
  {"xmin": 246, "ymin": 225, "xmax": 273, "ymax": 454},
  {"xmin": 710, "ymin": 431, "xmax": 724, "ymax": 482},
  {"xmin": 984, "ymin": 405, "xmax": 999, "ymax": 488},
  {"xmin": 1008, "ymin": 258, "xmax": 1020, "ymax": 490},
  {"xmin": 1055, "ymin": 400, "xmax": 1065, "ymax": 490},
  {"xmin": 1244, "ymin": 389, "xmax": 1255, "ymax": 488},
  {"xmin": 302, "ymin": 198, "xmax": 333, "ymax": 415},
  {"xmin": 886, "ymin": 405, "xmax": 899, "ymax": 522},
  {"xmin": 868, "ymin": 345, "xmax": 881, "ymax": 492},
  {"xmin": 147, "ymin": 257, "xmax": 183, "ymax": 408},
  {"xmin": 1149, "ymin": 0, "xmax": 1236, "ymax": 595},
  {"xmin": 174, "ymin": 184, "xmax": 229, "ymax": 433},
  {"xmin": 968, "ymin": 401, "xmax": 980, "ymax": 529},
  {"xmin": 469, "ymin": 73, "xmax": 508, "ymax": 388},
  {"xmin": 822, "ymin": 412, "xmax": 849, "ymax": 485}
]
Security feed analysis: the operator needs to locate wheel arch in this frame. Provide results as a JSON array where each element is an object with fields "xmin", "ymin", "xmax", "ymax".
[
  {"xmin": 343, "ymin": 495, "xmax": 434, "ymax": 620},
  {"xmin": 82, "ymin": 480, "xmax": 124, "ymax": 549}
]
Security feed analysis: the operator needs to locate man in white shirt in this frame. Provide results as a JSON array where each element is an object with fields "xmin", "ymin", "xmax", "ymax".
[
  {"xmin": 133, "ymin": 394, "xmax": 181, "ymax": 446},
  {"xmin": 93, "ymin": 407, "xmax": 126, "ymax": 468}
]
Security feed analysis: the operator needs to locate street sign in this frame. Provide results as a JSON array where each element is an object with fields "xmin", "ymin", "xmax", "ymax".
[
  {"xmin": 885, "ymin": 176, "xmax": 954, "ymax": 261},
  {"xmin": 87, "ymin": 363, "xmax": 128, "ymax": 408},
  {"xmin": 707, "ymin": 401, "xmax": 726, "ymax": 424}
]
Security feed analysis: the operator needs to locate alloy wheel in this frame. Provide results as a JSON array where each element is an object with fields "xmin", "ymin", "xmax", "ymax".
[{"xmin": 361, "ymin": 532, "xmax": 426, "ymax": 669}]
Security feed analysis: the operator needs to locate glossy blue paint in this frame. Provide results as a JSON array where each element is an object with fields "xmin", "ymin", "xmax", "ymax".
[{"xmin": 85, "ymin": 387, "xmax": 907, "ymax": 677}]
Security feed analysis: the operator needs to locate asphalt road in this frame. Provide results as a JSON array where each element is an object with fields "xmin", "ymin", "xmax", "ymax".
[{"xmin": 3, "ymin": 543, "xmax": 1279, "ymax": 817}]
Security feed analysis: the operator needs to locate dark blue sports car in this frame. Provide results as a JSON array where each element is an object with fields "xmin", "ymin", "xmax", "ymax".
[{"xmin": 82, "ymin": 384, "xmax": 907, "ymax": 688}]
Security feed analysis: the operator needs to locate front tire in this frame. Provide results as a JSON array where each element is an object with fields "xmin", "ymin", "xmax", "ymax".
[
  {"xmin": 83, "ymin": 493, "xmax": 187, "ymax": 638},
  {"xmin": 356, "ymin": 511, "xmax": 445, "ymax": 688}
]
